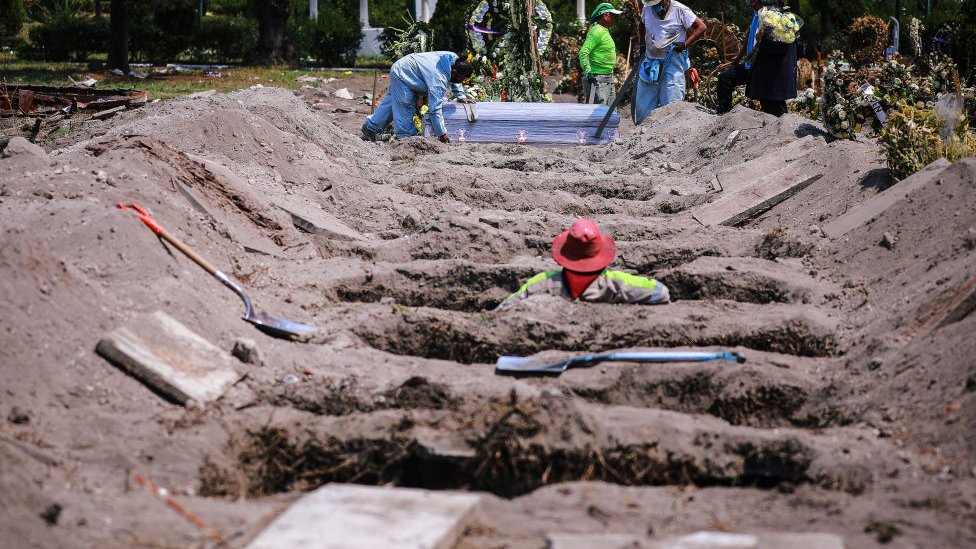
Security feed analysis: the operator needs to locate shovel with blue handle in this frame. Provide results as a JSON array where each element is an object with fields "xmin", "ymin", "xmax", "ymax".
[{"xmin": 495, "ymin": 350, "xmax": 745, "ymax": 376}]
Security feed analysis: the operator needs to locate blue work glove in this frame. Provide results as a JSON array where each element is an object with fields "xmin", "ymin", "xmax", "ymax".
[{"xmin": 585, "ymin": 72, "xmax": 596, "ymax": 82}]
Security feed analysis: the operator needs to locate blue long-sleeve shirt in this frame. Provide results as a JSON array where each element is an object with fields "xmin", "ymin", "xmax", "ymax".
[
  {"xmin": 745, "ymin": 13, "xmax": 759, "ymax": 69},
  {"xmin": 390, "ymin": 51, "xmax": 466, "ymax": 137}
]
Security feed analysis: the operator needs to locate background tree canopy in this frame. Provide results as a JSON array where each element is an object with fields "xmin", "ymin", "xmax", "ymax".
[{"xmin": 0, "ymin": 0, "xmax": 972, "ymax": 75}]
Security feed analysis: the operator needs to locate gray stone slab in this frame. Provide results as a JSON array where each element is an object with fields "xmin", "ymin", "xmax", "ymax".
[
  {"xmin": 713, "ymin": 136, "xmax": 822, "ymax": 193},
  {"xmin": 692, "ymin": 169, "xmax": 823, "ymax": 227},
  {"xmin": 1, "ymin": 136, "xmax": 49, "ymax": 170},
  {"xmin": 645, "ymin": 531, "xmax": 845, "ymax": 549},
  {"xmin": 96, "ymin": 310, "xmax": 241, "ymax": 404},
  {"xmin": 246, "ymin": 484, "xmax": 481, "ymax": 549},
  {"xmin": 275, "ymin": 198, "xmax": 367, "ymax": 241},
  {"xmin": 757, "ymin": 532, "xmax": 845, "ymax": 549},
  {"xmin": 547, "ymin": 533, "xmax": 643, "ymax": 549},
  {"xmin": 823, "ymin": 158, "xmax": 950, "ymax": 237},
  {"xmin": 648, "ymin": 531, "xmax": 758, "ymax": 548}
]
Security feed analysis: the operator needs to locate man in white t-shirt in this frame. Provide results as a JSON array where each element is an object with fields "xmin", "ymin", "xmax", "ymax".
[{"xmin": 633, "ymin": 0, "xmax": 706, "ymax": 124}]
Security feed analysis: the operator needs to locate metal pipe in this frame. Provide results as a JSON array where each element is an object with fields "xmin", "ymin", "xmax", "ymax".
[
  {"xmin": 310, "ymin": 0, "xmax": 318, "ymax": 20},
  {"xmin": 577, "ymin": 0, "xmax": 586, "ymax": 24}
]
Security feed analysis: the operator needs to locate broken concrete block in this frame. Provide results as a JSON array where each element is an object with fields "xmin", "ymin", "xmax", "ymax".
[
  {"xmin": 756, "ymin": 532, "xmax": 845, "ymax": 549},
  {"xmin": 1, "ymin": 136, "xmax": 49, "ymax": 169},
  {"xmin": 232, "ymin": 337, "xmax": 263, "ymax": 365},
  {"xmin": 693, "ymin": 170, "xmax": 824, "ymax": 227},
  {"xmin": 245, "ymin": 484, "xmax": 481, "ymax": 549},
  {"xmin": 96, "ymin": 311, "xmax": 241, "ymax": 404},
  {"xmin": 547, "ymin": 533, "xmax": 643, "ymax": 549},
  {"xmin": 275, "ymin": 199, "xmax": 366, "ymax": 241},
  {"xmin": 714, "ymin": 136, "xmax": 822, "ymax": 193},
  {"xmin": 822, "ymin": 158, "xmax": 950, "ymax": 237},
  {"xmin": 648, "ymin": 531, "xmax": 758, "ymax": 549}
]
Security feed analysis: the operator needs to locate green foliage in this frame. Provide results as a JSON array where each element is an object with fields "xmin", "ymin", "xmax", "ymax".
[
  {"xmin": 0, "ymin": 0, "xmax": 26, "ymax": 38},
  {"xmin": 880, "ymin": 100, "xmax": 976, "ymax": 179},
  {"xmin": 25, "ymin": 0, "xmax": 89, "ymax": 23},
  {"xmin": 291, "ymin": 9, "xmax": 363, "ymax": 67},
  {"xmin": 129, "ymin": 0, "xmax": 198, "ymax": 64},
  {"xmin": 24, "ymin": 13, "xmax": 108, "ymax": 61},
  {"xmin": 196, "ymin": 15, "xmax": 259, "ymax": 63},
  {"xmin": 369, "ymin": 0, "xmax": 412, "ymax": 29},
  {"xmin": 427, "ymin": 0, "xmax": 470, "ymax": 53},
  {"xmin": 381, "ymin": 18, "xmax": 435, "ymax": 62},
  {"xmin": 210, "ymin": 0, "xmax": 251, "ymax": 16}
]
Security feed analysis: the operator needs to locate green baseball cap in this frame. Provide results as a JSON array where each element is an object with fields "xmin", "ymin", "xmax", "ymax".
[{"xmin": 590, "ymin": 2, "xmax": 623, "ymax": 22}]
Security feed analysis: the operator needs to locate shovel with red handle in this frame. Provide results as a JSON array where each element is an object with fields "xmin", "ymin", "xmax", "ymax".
[{"xmin": 118, "ymin": 203, "xmax": 317, "ymax": 341}]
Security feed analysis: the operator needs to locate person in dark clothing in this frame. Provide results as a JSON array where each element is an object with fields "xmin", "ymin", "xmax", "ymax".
[
  {"xmin": 715, "ymin": 0, "xmax": 761, "ymax": 114},
  {"xmin": 744, "ymin": 0, "xmax": 800, "ymax": 117}
]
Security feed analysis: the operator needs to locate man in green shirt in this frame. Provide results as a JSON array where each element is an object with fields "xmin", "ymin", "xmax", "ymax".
[{"xmin": 579, "ymin": 2, "xmax": 623, "ymax": 106}]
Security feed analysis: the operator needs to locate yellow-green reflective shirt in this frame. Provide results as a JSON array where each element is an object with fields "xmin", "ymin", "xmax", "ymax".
[
  {"xmin": 499, "ymin": 269, "xmax": 670, "ymax": 309},
  {"xmin": 579, "ymin": 24, "xmax": 617, "ymax": 75}
]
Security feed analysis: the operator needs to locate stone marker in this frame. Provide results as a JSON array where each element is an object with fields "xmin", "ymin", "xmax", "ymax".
[
  {"xmin": 547, "ymin": 533, "xmax": 643, "ymax": 549},
  {"xmin": 1, "ymin": 136, "xmax": 49, "ymax": 170},
  {"xmin": 96, "ymin": 310, "xmax": 241, "ymax": 404},
  {"xmin": 275, "ymin": 199, "xmax": 367, "ymax": 241},
  {"xmin": 713, "ymin": 136, "xmax": 822, "ymax": 193},
  {"xmin": 246, "ymin": 484, "xmax": 481, "ymax": 549},
  {"xmin": 756, "ymin": 532, "xmax": 845, "ymax": 549},
  {"xmin": 822, "ymin": 158, "xmax": 950, "ymax": 237},
  {"xmin": 649, "ymin": 531, "xmax": 758, "ymax": 549},
  {"xmin": 692, "ymin": 169, "xmax": 824, "ymax": 227}
]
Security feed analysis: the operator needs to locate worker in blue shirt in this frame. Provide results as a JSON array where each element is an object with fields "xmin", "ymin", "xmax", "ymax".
[
  {"xmin": 362, "ymin": 51, "xmax": 474, "ymax": 143},
  {"xmin": 715, "ymin": 0, "xmax": 761, "ymax": 114}
]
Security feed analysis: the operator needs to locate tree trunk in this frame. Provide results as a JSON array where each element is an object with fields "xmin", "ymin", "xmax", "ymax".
[
  {"xmin": 94, "ymin": 0, "xmax": 101, "ymax": 18},
  {"xmin": 256, "ymin": 0, "xmax": 291, "ymax": 65},
  {"xmin": 107, "ymin": 0, "xmax": 129, "ymax": 73}
]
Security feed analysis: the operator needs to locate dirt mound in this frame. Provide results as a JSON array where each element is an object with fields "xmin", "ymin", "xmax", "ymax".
[{"xmin": 1, "ymin": 83, "xmax": 974, "ymax": 548}]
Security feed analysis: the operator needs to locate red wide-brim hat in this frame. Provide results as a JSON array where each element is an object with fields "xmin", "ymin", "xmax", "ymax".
[{"xmin": 551, "ymin": 220, "xmax": 617, "ymax": 272}]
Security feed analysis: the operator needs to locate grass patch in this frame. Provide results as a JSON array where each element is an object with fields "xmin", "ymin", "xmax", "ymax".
[{"xmin": 0, "ymin": 59, "xmax": 355, "ymax": 100}]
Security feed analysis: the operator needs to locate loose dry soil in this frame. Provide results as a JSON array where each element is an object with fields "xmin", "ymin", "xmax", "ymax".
[{"xmin": 1, "ymin": 75, "xmax": 974, "ymax": 548}]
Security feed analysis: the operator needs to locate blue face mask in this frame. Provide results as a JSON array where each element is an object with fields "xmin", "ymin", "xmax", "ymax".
[{"xmin": 652, "ymin": 4, "xmax": 666, "ymax": 15}]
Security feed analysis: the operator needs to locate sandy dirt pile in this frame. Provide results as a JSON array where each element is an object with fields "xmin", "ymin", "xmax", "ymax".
[{"xmin": 0, "ymin": 81, "xmax": 974, "ymax": 548}]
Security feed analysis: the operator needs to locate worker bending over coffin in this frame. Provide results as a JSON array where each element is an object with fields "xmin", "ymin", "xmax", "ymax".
[
  {"xmin": 579, "ymin": 2, "xmax": 624, "ymax": 106},
  {"xmin": 362, "ymin": 51, "xmax": 474, "ymax": 143},
  {"xmin": 498, "ymin": 219, "xmax": 670, "ymax": 309},
  {"xmin": 633, "ymin": 0, "xmax": 706, "ymax": 124}
]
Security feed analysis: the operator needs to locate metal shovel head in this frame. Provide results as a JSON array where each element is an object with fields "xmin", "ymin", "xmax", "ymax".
[
  {"xmin": 496, "ymin": 350, "xmax": 746, "ymax": 376},
  {"xmin": 245, "ymin": 310, "xmax": 317, "ymax": 341}
]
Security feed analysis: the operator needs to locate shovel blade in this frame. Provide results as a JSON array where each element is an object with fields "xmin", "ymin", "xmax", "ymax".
[
  {"xmin": 495, "ymin": 354, "xmax": 575, "ymax": 374},
  {"xmin": 245, "ymin": 311, "xmax": 317, "ymax": 341}
]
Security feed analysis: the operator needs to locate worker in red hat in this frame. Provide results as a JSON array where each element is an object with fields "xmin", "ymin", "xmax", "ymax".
[{"xmin": 499, "ymin": 219, "xmax": 670, "ymax": 308}]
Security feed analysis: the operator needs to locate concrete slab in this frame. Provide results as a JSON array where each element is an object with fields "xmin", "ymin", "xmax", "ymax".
[
  {"xmin": 648, "ymin": 531, "xmax": 758, "ymax": 548},
  {"xmin": 692, "ymin": 169, "xmax": 823, "ymax": 227},
  {"xmin": 275, "ymin": 198, "xmax": 368, "ymax": 241},
  {"xmin": 547, "ymin": 533, "xmax": 643, "ymax": 549},
  {"xmin": 96, "ymin": 310, "xmax": 241, "ymax": 404},
  {"xmin": 714, "ymin": 136, "xmax": 823, "ymax": 193},
  {"xmin": 757, "ymin": 532, "xmax": 845, "ymax": 549},
  {"xmin": 245, "ymin": 484, "xmax": 481, "ymax": 549},
  {"xmin": 823, "ymin": 158, "xmax": 951, "ymax": 237}
]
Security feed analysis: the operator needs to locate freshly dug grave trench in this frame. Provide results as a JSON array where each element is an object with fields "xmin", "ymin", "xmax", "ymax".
[
  {"xmin": 327, "ymin": 263, "xmax": 537, "ymax": 312},
  {"xmin": 200, "ymin": 395, "xmax": 883, "ymax": 501},
  {"xmin": 351, "ymin": 302, "xmax": 837, "ymax": 364},
  {"xmin": 254, "ymin": 375, "xmax": 461, "ymax": 417}
]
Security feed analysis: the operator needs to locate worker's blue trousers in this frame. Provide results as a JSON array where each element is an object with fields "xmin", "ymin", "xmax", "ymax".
[
  {"xmin": 364, "ymin": 77, "xmax": 419, "ymax": 139},
  {"xmin": 633, "ymin": 50, "xmax": 690, "ymax": 125}
]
